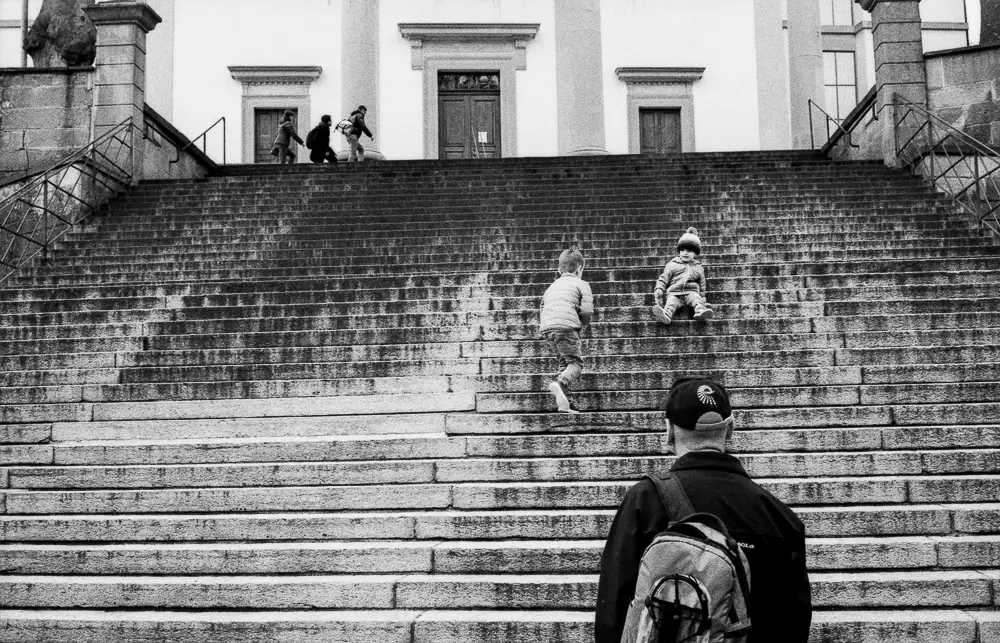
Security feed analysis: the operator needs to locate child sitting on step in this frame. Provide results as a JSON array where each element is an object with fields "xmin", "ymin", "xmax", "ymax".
[
  {"xmin": 540, "ymin": 248, "xmax": 594, "ymax": 414},
  {"xmin": 651, "ymin": 227, "xmax": 714, "ymax": 325}
]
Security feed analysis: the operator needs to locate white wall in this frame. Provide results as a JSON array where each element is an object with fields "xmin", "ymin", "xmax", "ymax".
[
  {"xmin": 0, "ymin": 0, "xmax": 42, "ymax": 67},
  {"xmin": 173, "ymin": 0, "xmax": 341, "ymax": 163},
  {"xmin": 380, "ymin": 0, "xmax": 557, "ymax": 159},
  {"xmin": 601, "ymin": 0, "xmax": 761, "ymax": 153}
]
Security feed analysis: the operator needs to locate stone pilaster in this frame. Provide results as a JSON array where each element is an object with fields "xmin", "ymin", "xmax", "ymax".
[
  {"xmin": 341, "ymin": 0, "xmax": 383, "ymax": 160},
  {"xmin": 83, "ymin": 2, "xmax": 161, "ymax": 182},
  {"xmin": 788, "ymin": 0, "xmax": 826, "ymax": 149},
  {"xmin": 857, "ymin": 0, "xmax": 927, "ymax": 166},
  {"xmin": 754, "ymin": 0, "xmax": 790, "ymax": 149},
  {"xmin": 554, "ymin": 0, "xmax": 608, "ymax": 156}
]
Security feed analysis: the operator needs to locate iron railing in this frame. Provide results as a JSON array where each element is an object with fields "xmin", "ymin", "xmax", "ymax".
[
  {"xmin": 809, "ymin": 86, "xmax": 878, "ymax": 158},
  {"xmin": 0, "ymin": 118, "xmax": 135, "ymax": 285},
  {"xmin": 171, "ymin": 116, "xmax": 226, "ymax": 165},
  {"xmin": 894, "ymin": 96, "xmax": 1000, "ymax": 236}
]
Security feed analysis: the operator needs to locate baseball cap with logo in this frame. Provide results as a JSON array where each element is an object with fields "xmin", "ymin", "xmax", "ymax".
[{"xmin": 660, "ymin": 376, "xmax": 733, "ymax": 431}]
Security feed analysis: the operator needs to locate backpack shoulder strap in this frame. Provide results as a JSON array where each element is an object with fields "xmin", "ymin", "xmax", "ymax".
[{"xmin": 644, "ymin": 473, "xmax": 695, "ymax": 521}]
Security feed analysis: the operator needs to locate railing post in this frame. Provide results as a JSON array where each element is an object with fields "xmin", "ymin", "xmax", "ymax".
[
  {"xmin": 975, "ymin": 152, "xmax": 981, "ymax": 211},
  {"xmin": 42, "ymin": 181, "xmax": 49, "ymax": 257},
  {"xmin": 928, "ymin": 119, "xmax": 934, "ymax": 182}
]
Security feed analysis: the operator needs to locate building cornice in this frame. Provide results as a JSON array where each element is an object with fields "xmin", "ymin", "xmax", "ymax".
[
  {"xmin": 398, "ymin": 23, "xmax": 540, "ymax": 71},
  {"xmin": 615, "ymin": 67, "xmax": 705, "ymax": 85},
  {"xmin": 398, "ymin": 23, "xmax": 540, "ymax": 43},
  {"xmin": 83, "ymin": 2, "xmax": 162, "ymax": 33},
  {"xmin": 228, "ymin": 66, "xmax": 323, "ymax": 86}
]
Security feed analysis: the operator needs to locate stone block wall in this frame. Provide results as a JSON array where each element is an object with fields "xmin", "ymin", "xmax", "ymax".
[
  {"xmin": 142, "ymin": 104, "xmax": 214, "ymax": 180},
  {"xmin": 926, "ymin": 44, "xmax": 1000, "ymax": 145},
  {"xmin": 0, "ymin": 69, "xmax": 93, "ymax": 183}
]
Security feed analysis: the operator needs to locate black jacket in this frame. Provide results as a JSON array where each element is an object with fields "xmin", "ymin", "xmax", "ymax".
[
  {"xmin": 595, "ymin": 450, "xmax": 812, "ymax": 643},
  {"xmin": 310, "ymin": 122, "xmax": 331, "ymax": 151},
  {"xmin": 348, "ymin": 110, "xmax": 373, "ymax": 138}
]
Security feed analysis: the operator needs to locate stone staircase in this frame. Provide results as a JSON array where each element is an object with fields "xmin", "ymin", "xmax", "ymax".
[{"xmin": 1, "ymin": 151, "xmax": 999, "ymax": 642}]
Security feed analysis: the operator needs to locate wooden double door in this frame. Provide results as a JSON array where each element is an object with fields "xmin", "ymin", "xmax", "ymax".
[
  {"xmin": 438, "ymin": 72, "xmax": 501, "ymax": 159},
  {"xmin": 254, "ymin": 108, "xmax": 298, "ymax": 163},
  {"xmin": 640, "ymin": 108, "xmax": 682, "ymax": 155}
]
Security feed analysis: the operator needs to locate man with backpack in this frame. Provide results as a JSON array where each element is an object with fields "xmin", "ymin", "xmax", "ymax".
[
  {"xmin": 344, "ymin": 105, "xmax": 374, "ymax": 162},
  {"xmin": 595, "ymin": 376, "xmax": 812, "ymax": 643},
  {"xmin": 306, "ymin": 115, "xmax": 338, "ymax": 164}
]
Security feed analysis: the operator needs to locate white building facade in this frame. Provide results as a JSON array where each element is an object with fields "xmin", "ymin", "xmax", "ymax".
[{"xmin": 0, "ymin": 0, "xmax": 975, "ymax": 162}]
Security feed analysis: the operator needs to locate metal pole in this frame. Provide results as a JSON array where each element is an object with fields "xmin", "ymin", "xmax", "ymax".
[
  {"xmin": 20, "ymin": 0, "xmax": 29, "ymax": 67},
  {"xmin": 975, "ymin": 152, "xmax": 981, "ymax": 209},
  {"xmin": 42, "ymin": 181, "xmax": 49, "ymax": 256}
]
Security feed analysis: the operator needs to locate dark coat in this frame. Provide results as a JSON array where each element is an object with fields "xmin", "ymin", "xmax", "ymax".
[
  {"xmin": 308, "ymin": 123, "xmax": 338, "ymax": 163},
  {"xmin": 595, "ymin": 450, "xmax": 812, "ymax": 643},
  {"xmin": 348, "ymin": 109, "xmax": 373, "ymax": 138}
]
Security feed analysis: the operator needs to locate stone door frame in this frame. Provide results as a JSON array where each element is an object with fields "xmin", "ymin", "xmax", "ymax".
[
  {"xmin": 616, "ymin": 67, "xmax": 704, "ymax": 155},
  {"xmin": 399, "ymin": 23, "xmax": 539, "ymax": 159},
  {"xmin": 229, "ymin": 66, "xmax": 323, "ymax": 164}
]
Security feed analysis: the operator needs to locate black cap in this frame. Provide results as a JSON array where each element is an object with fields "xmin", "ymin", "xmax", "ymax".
[
  {"xmin": 321, "ymin": 115, "xmax": 332, "ymax": 123},
  {"xmin": 661, "ymin": 376, "xmax": 732, "ymax": 430}
]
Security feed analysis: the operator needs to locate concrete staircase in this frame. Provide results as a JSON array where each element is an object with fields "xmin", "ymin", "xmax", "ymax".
[{"xmin": 1, "ymin": 151, "xmax": 999, "ymax": 642}]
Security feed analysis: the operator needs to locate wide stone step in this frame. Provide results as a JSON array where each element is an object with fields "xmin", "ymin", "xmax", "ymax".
[
  {"xmin": 10, "ymin": 270, "xmax": 1000, "ymax": 311},
  {"xmin": 3, "ymin": 504, "xmax": 996, "ymax": 541},
  {"xmin": 4, "ymin": 609, "xmax": 998, "ymax": 643},
  {"xmin": 1, "ymin": 534, "xmax": 996, "ymax": 576},
  {"xmin": 1, "ymin": 570, "xmax": 997, "ymax": 610},
  {"xmin": 4, "ymin": 608, "xmax": 997, "ymax": 643}
]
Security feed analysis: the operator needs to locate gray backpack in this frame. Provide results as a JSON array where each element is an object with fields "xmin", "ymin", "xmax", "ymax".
[{"xmin": 619, "ymin": 474, "xmax": 752, "ymax": 643}]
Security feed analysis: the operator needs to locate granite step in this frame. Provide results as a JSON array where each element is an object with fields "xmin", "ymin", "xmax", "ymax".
[
  {"xmin": 3, "ymin": 609, "xmax": 997, "ymax": 643},
  {"xmin": 1, "ymin": 535, "xmax": 996, "ymax": 575}
]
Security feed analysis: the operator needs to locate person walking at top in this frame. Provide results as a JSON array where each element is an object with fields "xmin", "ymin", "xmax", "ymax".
[
  {"xmin": 595, "ymin": 376, "xmax": 812, "ymax": 643},
  {"xmin": 346, "ymin": 105, "xmax": 374, "ymax": 162},
  {"xmin": 539, "ymin": 248, "xmax": 594, "ymax": 414},
  {"xmin": 272, "ymin": 110, "xmax": 304, "ymax": 165},
  {"xmin": 307, "ymin": 115, "xmax": 339, "ymax": 164}
]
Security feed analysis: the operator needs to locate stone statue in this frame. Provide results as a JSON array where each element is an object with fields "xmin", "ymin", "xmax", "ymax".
[
  {"xmin": 22, "ymin": 0, "xmax": 97, "ymax": 68},
  {"xmin": 983, "ymin": 0, "xmax": 1000, "ymax": 46}
]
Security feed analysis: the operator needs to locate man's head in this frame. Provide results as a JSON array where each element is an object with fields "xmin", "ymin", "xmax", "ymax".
[
  {"xmin": 321, "ymin": 115, "xmax": 332, "ymax": 125},
  {"xmin": 661, "ymin": 376, "xmax": 734, "ymax": 455},
  {"xmin": 557, "ymin": 248, "xmax": 585, "ymax": 277},
  {"xmin": 357, "ymin": 105, "xmax": 368, "ymax": 114}
]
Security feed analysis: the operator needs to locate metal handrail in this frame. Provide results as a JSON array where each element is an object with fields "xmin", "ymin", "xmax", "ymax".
[
  {"xmin": 171, "ymin": 116, "xmax": 226, "ymax": 165},
  {"xmin": 893, "ymin": 95, "xmax": 1000, "ymax": 235},
  {"xmin": 0, "ymin": 118, "xmax": 136, "ymax": 285},
  {"xmin": 808, "ymin": 99, "xmax": 859, "ymax": 151}
]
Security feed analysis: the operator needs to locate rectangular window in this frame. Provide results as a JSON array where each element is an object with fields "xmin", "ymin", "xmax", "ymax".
[
  {"xmin": 820, "ymin": 0, "xmax": 854, "ymax": 26},
  {"xmin": 823, "ymin": 51, "xmax": 858, "ymax": 135}
]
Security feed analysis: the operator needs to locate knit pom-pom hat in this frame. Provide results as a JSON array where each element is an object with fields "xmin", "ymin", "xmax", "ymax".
[{"xmin": 677, "ymin": 227, "xmax": 702, "ymax": 255}]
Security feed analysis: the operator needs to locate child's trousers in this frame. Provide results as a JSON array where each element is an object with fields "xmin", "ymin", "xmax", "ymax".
[
  {"xmin": 542, "ymin": 329, "xmax": 583, "ymax": 387},
  {"xmin": 662, "ymin": 292, "xmax": 709, "ymax": 317}
]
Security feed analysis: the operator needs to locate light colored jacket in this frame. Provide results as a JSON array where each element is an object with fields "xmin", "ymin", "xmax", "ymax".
[
  {"xmin": 655, "ymin": 257, "xmax": 707, "ymax": 298},
  {"xmin": 540, "ymin": 274, "xmax": 594, "ymax": 333}
]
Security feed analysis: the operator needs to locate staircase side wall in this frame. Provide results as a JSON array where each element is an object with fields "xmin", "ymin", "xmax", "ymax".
[
  {"xmin": 926, "ymin": 43, "xmax": 1000, "ymax": 145},
  {"xmin": 0, "ymin": 68, "xmax": 93, "ymax": 184}
]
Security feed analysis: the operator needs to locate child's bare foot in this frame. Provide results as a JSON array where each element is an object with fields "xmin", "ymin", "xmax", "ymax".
[{"xmin": 650, "ymin": 305, "xmax": 672, "ymax": 325}]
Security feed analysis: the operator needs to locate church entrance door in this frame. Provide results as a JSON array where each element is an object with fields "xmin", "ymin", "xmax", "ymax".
[
  {"xmin": 639, "ymin": 108, "xmax": 682, "ymax": 154},
  {"xmin": 437, "ymin": 72, "xmax": 501, "ymax": 159},
  {"xmin": 255, "ymin": 108, "xmax": 298, "ymax": 163}
]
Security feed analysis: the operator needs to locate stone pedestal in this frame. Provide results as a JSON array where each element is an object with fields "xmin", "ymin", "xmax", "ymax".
[
  {"xmin": 554, "ymin": 0, "xmax": 608, "ymax": 156},
  {"xmin": 788, "ymin": 0, "xmax": 826, "ymax": 149},
  {"xmin": 82, "ymin": 1, "xmax": 160, "ymax": 183},
  {"xmin": 340, "ymin": 0, "xmax": 383, "ymax": 160},
  {"xmin": 857, "ymin": 0, "xmax": 927, "ymax": 166}
]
